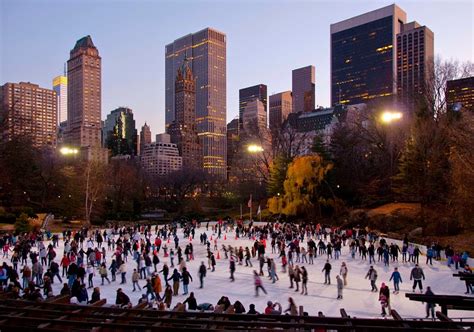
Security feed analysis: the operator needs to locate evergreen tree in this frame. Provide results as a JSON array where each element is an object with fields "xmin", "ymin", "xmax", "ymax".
[{"xmin": 14, "ymin": 213, "xmax": 31, "ymax": 234}]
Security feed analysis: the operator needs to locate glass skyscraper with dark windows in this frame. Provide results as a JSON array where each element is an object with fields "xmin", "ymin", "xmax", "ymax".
[{"xmin": 330, "ymin": 4, "xmax": 407, "ymax": 106}]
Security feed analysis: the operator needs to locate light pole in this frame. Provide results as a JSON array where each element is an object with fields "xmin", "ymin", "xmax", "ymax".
[
  {"xmin": 380, "ymin": 111, "xmax": 403, "ymax": 195},
  {"xmin": 247, "ymin": 144, "xmax": 263, "ymax": 221}
]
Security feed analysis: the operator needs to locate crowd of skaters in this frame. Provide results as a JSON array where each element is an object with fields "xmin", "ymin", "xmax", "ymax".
[{"xmin": 0, "ymin": 219, "xmax": 472, "ymax": 320}]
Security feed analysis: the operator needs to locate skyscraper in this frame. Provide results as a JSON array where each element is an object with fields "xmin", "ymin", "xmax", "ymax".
[
  {"xmin": 239, "ymin": 84, "xmax": 267, "ymax": 127},
  {"xmin": 226, "ymin": 117, "xmax": 240, "ymax": 180},
  {"xmin": 168, "ymin": 58, "xmax": 202, "ymax": 170},
  {"xmin": 139, "ymin": 123, "xmax": 151, "ymax": 155},
  {"xmin": 330, "ymin": 4, "xmax": 407, "ymax": 106},
  {"xmin": 242, "ymin": 99, "xmax": 267, "ymax": 134},
  {"xmin": 396, "ymin": 22, "xmax": 434, "ymax": 109},
  {"xmin": 103, "ymin": 107, "xmax": 138, "ymax": 156},
  {"xmin": 65, "ymin": 35, "xmax": 102, "ymax": 148},
  {"xmin": 165, "ymin": 28, "xmax": 227, "ymax": 178},
  {"xmin": 292, "ymin": 66, "xmax": 315, "ymax": 113},
  {"xmin": 0, "ymin": 82, "xmax": 57, "ymax": 147},
  {"xmin": 269, "ymin": 91, "xmax": 292, "ymax": 131},
  {"xmin": 140, "ymin": 134, "xmax": 182, "ymax": 177},
  {"xmin": 53, "ymin": 75, "xmax": 67, "ymax": 125}
]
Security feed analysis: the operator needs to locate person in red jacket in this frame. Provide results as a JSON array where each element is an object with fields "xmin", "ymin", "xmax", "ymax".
[{"xmin": 60, "ymin": 254, "xmax": 70, "ymax": 277}]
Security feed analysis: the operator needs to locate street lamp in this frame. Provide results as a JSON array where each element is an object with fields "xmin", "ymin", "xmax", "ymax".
[
  {"xmin": 247, "ymin": 144, "xmax": 263, "ymax": 153},
  {"xmin": 60, "ymin": 147, "xmax": 79, "ymax": 156},
  {"xmin": 380, "ymin": 111, "xmax": 403, "ymax": 195},
  {"xmin": 380, "ymin": 111, "xmax": 403, "ymax": 124}
]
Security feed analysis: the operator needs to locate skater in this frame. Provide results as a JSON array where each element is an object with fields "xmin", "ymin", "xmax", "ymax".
[
  {"xmin": 159, "ymin": 263, "xmax": 170, "ymax": 286},
  {"xmin": 181, "ymin": 267, "xmax": 193, "ymax": 295},
  {"xmin": 119, "ymin": 261, "xmax": 127, "ymax": 284},
  {"xmin": 365, "ymin": 266, "xmax": 378, "ymax": 292},
  {"xmin": 379, "ymin": 293, "xmax": 388, "ymax": 317},
  {"xmin": 132, "ymin": 269, "xmax": 141, "ymax": 291},
  {"xmin": 254, "ymin": 270, "xmax": 267, "ymax": 296},
  {"xmin": 301, "ymin": 266, "xmax": 308, "ymax": 295},
  {"xmin": 389, "ymin": 267, "xmax": 402, "ymax": 293},
  {"xmin": 229, "ymin": 256, "xmax": 236, "ymax": 282},
  {"xmin": 379, "ymin": 283, "xmax": 391, "ymax": 314},
  {"xmin": 424, "ymin": 286, "xmax": 436, "ymax": 319},
  {"xmin": 410, "ymin": 264, "xmax": 425, "ymax": 292},
  {"xmin": 336, "ymin": 274, "xmax": 343, "ymax": 299},
  {"xmin": 322, "ymin": 260, "xmax": 331, "ymax": 284},
  {"xmin": 198, "ymin": 261, "xmax": 206, "ymax": 288},
  {"xmin": 99, "ymin": 263, "xmax": 110, "ymax": 285},
  {"xmin": 340, "ymin": 262, "xmax": 348, "ymax": 286},
  {"xmin": 168, "ymin": 268, "xmax": 181, "ymax": 296},
  {"xmin": 284, "ymin": 297, "xmax": 298, "ymax": 316}
]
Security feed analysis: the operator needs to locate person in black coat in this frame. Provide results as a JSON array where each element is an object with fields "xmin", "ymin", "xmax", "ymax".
[
  {"xmin": 181, "ymin": 267, "xmax": 193, "ymax": 295},
  {"xmin": 89, "ymin": 287, "xmax": 100, "ymax": 304},
  {"xmin": 183, "ymin": 292, "xmax": 197, "ymax": 310},
  {"xmin": 198, "ymin": 262, "xmax": 206, "ymax": 288}
]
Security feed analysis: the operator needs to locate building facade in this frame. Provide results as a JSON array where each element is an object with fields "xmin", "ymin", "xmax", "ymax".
[
  {"xmin": 269, "ymin": 91, "xmax": 292, "ymax": 131},
  {"xmin": 242, "ymin": 99, "xmax": 267, "ymax": 134},
  {"xmin": 139, "ymin": 123, "xmax": 152, "ymax": 156},
  {"xmin": 64, "ymin": 35, "xmax": 102, "ymax": 148},
  {"xmin": 168, "ymin": 59, "xmax": 202, "ymax": 170},
  {"xmin": 292, "ymin": 66, "xmax": 315, "ymax": 113},
  {"xmin": 53, "ymin": 75, "xmax": 67, "ymax": 125},
  {"xmin": 140, "ymin": 134, "xmax": 182, "ymax": 177},
  {"xmin": 165, "ymin": 28, "xmax": 227, "ymax": 178},
  {"xmin": 226, "ymin": 117, "xmax": 240, "ymax": 180},
  {"xmin": 103, "ymin": 107, "xmax": 138, "ymax": 156},
  {"xmin": 0, "ymin": 82, "xmax": 57, "ymax": 147},
  {"xmin": 446, "ymin": 76, "xmax": 474, "ymax": 112},
  {"xmin": 396, "ymin": 22, "xmax": 434, "ymax": 109},
  {"xmin": 330, "ymin": 4, "xmax": 407, "ymax": 106},
  {"xmin": 239, "ymin": 84, "xmax": 267, "ymax": 128}
]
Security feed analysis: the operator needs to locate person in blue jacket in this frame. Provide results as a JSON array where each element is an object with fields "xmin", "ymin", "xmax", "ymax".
[{"xmin": 389, "ymin": 267, "xmax": 402, "ymax": 293}]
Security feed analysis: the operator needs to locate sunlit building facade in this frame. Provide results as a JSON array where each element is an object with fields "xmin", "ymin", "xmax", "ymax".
[
  {"xmin": 53, "ymin": 75, "xmax": 67, "ymax": 125},
  {"xmin": 239, "ymin": 84, "xmax": 267, "ymax": 128},
  {"xmin": 292, "ymin": 66, "xmax": 315, "ymax": 113},
  {"xmin": 0, "ymin": 82, "xmax": 57, "ymax": 147},
  {"xmin": 269, "ymin": 91, "xmax": 292, "ymax": 131},
  {"xmin": 165, "ymin": 28, "xmax": 227, "ymax": 178}
]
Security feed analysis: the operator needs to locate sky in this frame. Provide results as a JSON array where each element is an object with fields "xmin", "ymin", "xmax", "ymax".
[{"xmin": 1, "ymin": 0, "xmax": 473, "ymax": 137}]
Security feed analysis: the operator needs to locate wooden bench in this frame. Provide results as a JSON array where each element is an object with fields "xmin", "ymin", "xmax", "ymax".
[{"xmin": 90, "ymin": 299, "xmax": 107, "ymax": 307}]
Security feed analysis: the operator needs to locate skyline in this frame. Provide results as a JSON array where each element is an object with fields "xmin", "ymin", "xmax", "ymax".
[{"xmin": 1, "ymin": 0, "xmax": 473, "ymax": 137}]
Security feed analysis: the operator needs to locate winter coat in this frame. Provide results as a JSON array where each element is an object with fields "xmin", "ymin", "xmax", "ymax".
[
  {"xmin": 365, "ymin": 269, "xmax": 378, "ymax": 281},
  {"xmin": 153, "ymin": 276, "xmax": 163, "ymax": 293},
  {"xmin": 337, "ymin": 277, "xmax": 344, "ymax": 290},
  {"xmin": 410, "ymin": 267, "xmax": 425, "ymax": 280},
  {"xmin": 389, "ymin": 271, "xmax": 402, "ymax": 283}
]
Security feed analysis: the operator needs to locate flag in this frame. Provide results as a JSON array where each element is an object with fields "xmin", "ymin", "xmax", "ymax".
[
  {"xmin": 257, "ymin": 205, "xmax": 261, "ymax": 215},
  {"xmin": 247, "ymin": 195, "xmax": 252, "ymax": 208}
]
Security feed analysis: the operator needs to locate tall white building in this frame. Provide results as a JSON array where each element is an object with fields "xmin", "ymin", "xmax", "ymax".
[
  {"xmin": 53, "ymin": 75, "xmax": 67, "ymax": 124},
  {"xmin": 140, "ymin": 134, "xmax": 182, "ymax": 176}
]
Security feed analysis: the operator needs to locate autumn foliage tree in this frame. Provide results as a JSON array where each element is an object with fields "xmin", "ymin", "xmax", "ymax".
[{"xmin": 268, "ymin": 155, "xmax": 333, "ymax": 218}]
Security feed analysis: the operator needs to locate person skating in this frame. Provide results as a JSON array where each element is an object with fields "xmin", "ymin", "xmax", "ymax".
[
  {"xmin": 284, "ymin": 297, "xmax": 298, "ymax": 315},
  {"xmin": 181, "ymin": 267, "xmax": 193, "ymax": 295},
  {"xmin": 293, "ymin": 265, "xmax": 301, "ymax": 292},
  {"xmin": 340, "ymin": 262, "xmax": 348, "ymax": 286},
  {"xmin": 254, "ymin": 270, "xmax": 267, "ymax": 296},
  {"xmin": 229, "ymin": 256, "xmax": 236, "ymax": 282},
  {"xmin": 379, "ymin": 283, "xmax": 391, "ymax": 314},
  {"xmin": 168, "ymin": 268, "xmax": 182, "ymax": 296},
  {"xmin": 424, "ymin": 286, "xmax": 436, "ymax": 319},
  {"xmin": 389, "ymin": 267, "xmax": 402, "ymax": 294},
  {"xmin": 132, "ymin": 269, "xmax": 141, "ymax": 291},
  {"xmin": 410, "ymin": 264, "xmax": 425, "ymax": 293},
  {"xmin": 301, "ymin": 266, "xmax": 308, "ymax": 295},
  {"xmin": 336, "ymin": 274, "xmax": 343, "ymax": 299},
  {"xmin": 119, "ymin": 261, "xmax": 127, "ymax": 284},
  {"xmin": 159, "ymin": 263, "xmax": 170, "ymax": 286},
  {"xmin": 183, "ymin": 292, "xmax": 197, "ymax": 310},
  {"xmin": 99, "ymin": 263, "xmax": 110, "ymax": 285},
  {"xmin": 322, "ymin": 260, "xmax": 332, "ymax": 285},
  {"xmin": 365, "ymin": 266, "xmax": 378, "ymax": 292},
  {"xmin": 198, "ymin": 261, "xmax": 206, "ymax": 288}
]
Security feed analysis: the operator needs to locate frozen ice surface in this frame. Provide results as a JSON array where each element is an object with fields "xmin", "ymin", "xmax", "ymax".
[{"xmin": 3, "ymin": 223, "xmax": 472, "ymax": 319}]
